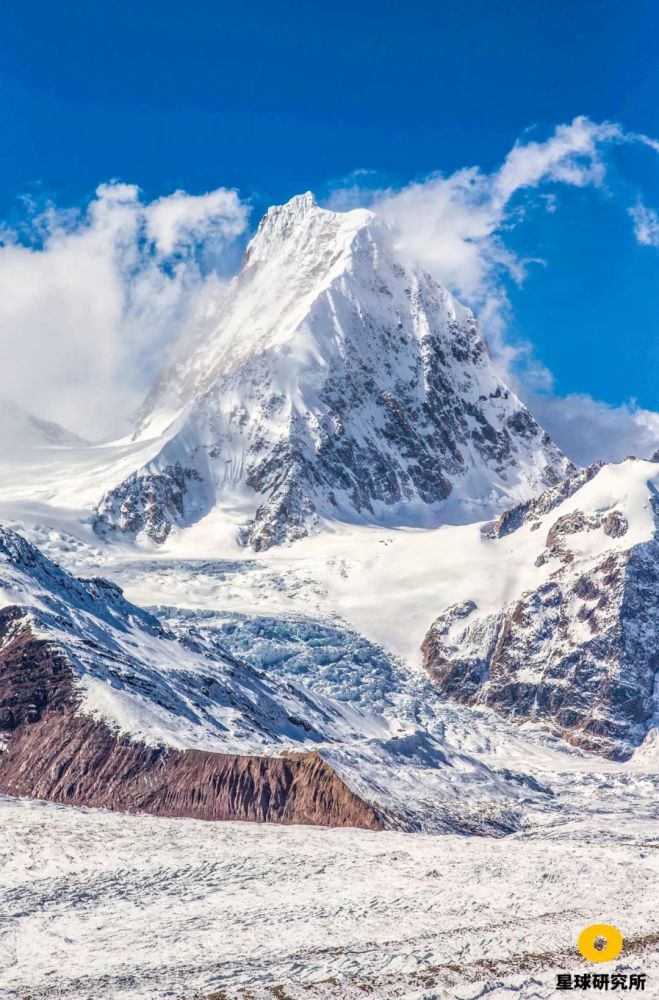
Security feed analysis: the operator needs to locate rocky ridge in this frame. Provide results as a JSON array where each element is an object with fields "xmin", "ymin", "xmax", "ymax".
[
  {"xmin": 0, "ymin": 606, "xmax": 382, "ymax": 828},
  {"xmin": 422, "ymin": 459, "xmax": 659, "ymax": 758},
  {"xmin": 0, "ymin": 524, "xmax": 532, "ymax": 833},
  {"xmin": 0, "ymin": 526, "xmax": 386, "ymax": 828}
]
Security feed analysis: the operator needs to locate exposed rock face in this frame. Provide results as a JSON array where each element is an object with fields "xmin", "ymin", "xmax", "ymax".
[
  {"xmin": 94, "ymin": 194, "xmax": 571, "ymax": 549},
  {"xmin": 95, "ymin": 463, "xmax": 203, "ymax": 544},
  {"xmin": 423, "ymin": 462, "xmax": 659, "ymax": 759},
  {"xmin": 0, "ymin": 525, "xmax": 388, "ymax": 828},
  {"xmin": 0, "ymin": 524, "xmax": 355, "ymax": 753},
  {"xmin": 0, "ymin": 523, "xmax": 539, "ymax": 835},
  {"xmin": 603, "ymin": 510, "xmax": 629, "ymax": 538},
  {"xmin": 482, "ymin": 462, "xmax": 603, "ymax": 539},
  {"xmin": 0, "ymin": 607, "xmax": 383, "ymax": 829}
]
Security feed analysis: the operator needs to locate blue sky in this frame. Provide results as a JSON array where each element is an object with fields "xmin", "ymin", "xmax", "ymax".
[{"xmin": 0, "ymin": 0, "xmax": 658, "ymax": 447}]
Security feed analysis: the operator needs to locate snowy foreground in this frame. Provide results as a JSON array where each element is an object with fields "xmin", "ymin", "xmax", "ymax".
[{"xmin": 1, "ymin": 794, "xmax": 658, "ymax": 1000}]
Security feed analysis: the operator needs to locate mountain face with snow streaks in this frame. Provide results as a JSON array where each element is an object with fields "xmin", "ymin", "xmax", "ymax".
[
  {"xmin": 94, "ymin": 193, "xmax": 571, "ymax": 549},
  {"xmin": 0, "ymin": 523, "xmax": 387, "ymax": 827},
  {"xmin": 422, "ymin": 459, "xmax": 659, "ymax": 758}
]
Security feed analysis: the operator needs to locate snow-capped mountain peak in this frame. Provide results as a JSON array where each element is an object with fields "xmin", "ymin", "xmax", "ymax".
[
  {"xmin": 95, "ymin": 194, "xmax": 572, "ymax": 550},
  {"xmin": 241, "ymin": 190, "xmax": 368, "ymax": 270}
]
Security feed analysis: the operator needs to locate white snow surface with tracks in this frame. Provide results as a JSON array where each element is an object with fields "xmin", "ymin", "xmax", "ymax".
[{"xmin": 1, "ymin": 792, "xmax": 658, "ymax": 1000}]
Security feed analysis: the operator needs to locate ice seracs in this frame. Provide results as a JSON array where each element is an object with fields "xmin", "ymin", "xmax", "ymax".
[
  {"xmin": 94, "ymin": 193, "xmax": 571, "ymax": 549},
  {"xmin": 0, "ymin": 523, "xmax": 535, "ymax": 833}
]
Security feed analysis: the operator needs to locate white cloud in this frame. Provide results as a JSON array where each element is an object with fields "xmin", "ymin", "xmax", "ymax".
[
  {"xmin": 0, "ymin": 183, "xmax": 249, "ymax": 440},
  {"xmin": 629, "ymin": 202, "xmax": 659, "ymax": 247},
  {"xmin": 145, "ymin": 188, "xmax": 248, "ymax": 255},
  {"xmin": 2, "ymin": 117, "xmax": 658, "ymax": 461},
  {"xmin": 492, "ymin": 118, "xmax": 621, "ymax": 202},
  {"xmin": 371, "ymin": 117, "xmax": 627, "ymax": 314},
  {"xmin": 527, "ymin": 392, "xmax": 659, "ymax": 466},
  {"xmin": 359, "ymin": 116, "xmax": 659, "ymax": 466}
]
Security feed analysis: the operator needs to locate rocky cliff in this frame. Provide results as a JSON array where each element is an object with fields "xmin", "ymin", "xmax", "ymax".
[
  {"xmin": 0, "ymin": 606, "xmax": 382, "ymax": 828},
  {"xmin": 422, "ymin": 459, "xmax": 659, "ymax": 758},
  {"xmin": 0, "ymin": 523, "xmax": 538, "ymax": 834}
]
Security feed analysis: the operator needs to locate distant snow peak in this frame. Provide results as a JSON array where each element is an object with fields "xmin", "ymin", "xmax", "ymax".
[
  {"xmin": 0, "ymin": 398, "xmax": 85, "ymax": 453},
  {"xmin": 94, "ymin": 194, "xmax": 572, "ymax": 549}
]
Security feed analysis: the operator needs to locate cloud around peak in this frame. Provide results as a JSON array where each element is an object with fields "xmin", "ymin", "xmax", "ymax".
[
  {"xmin": 368, "ymin": 117, "xmax": 652, "ymax": 308},
  {"xmin": 0, "ymin": 115, "xmax": 657, "ymax": 460},
  {"xmin": 0, "ymin": 183, "xmax": 249, "ymax": 440},
  {"xmin": 357, "ymin": 116, "xmax": 659, "ymax": 465}
]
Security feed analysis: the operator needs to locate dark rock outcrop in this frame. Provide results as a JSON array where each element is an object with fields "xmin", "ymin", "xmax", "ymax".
[
  {"xmin": 482, "ymin": 462, "xmax": 603, "ymax": 540},
  {"xmin": 424, "ymin": 460, "xmax": 659, "ymax": 758},
  {"xmin": 603, "ymin": 510, "xmax": 629, "ymax": 538},
  {"xmin": 95, "ymin": 463, "xmax": 203, "ymax": 544},
  {"xmin": 0, "ymin": 607, "xmax": 383, "ymax": 830}
]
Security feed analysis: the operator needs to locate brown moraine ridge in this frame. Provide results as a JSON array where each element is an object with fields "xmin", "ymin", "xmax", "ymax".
[{"xmin": 0, "ymin": 606, "xmax": 383, "ymax": 830}]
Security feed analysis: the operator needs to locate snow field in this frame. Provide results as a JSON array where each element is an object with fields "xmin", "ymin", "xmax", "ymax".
[{"xmin": 1, "ymin": 794, "xmax": 657, "ymax": 1000}]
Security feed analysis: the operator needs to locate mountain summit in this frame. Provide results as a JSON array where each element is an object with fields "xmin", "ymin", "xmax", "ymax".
[{"xmin": 95, "ymin": 194, "xmax": 571, "ymax": 549}]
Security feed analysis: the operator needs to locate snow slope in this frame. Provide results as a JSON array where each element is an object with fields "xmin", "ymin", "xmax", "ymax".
[
  {"xmin": 0, "ymin": 524, "xmax": 539, "ymax": 833},
  {"xmin": 2, "ymin": 454, "xmax": 659, "ymax": 996},
  {"xmin": 3, "ymin": 442, "xmax": 659, "ymax": 753},
  {"xmin": 0, "ymin": 525, "xmax": 347, "ymax": 755},
  {"xmin": 422, "ymin": 459, "xmax": 659, "ymax": 756},
  {"xmin": 0, "ymin": 195, "xmax": 657, "ymax": 1000},
  {"xmin": 89, "ymin": 459, "xmax": 659, "ymax": 760},
  {"xmin": 0, "ymin": 398, "xmax": 85, "ymax": 454}
]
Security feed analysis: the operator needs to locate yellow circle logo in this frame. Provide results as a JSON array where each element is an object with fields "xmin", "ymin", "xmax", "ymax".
[{"xmin": 577, "ymin": 924, "xmax": 624, "ymax": 963}]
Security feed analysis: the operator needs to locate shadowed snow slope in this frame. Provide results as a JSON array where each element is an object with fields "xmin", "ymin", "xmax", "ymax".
[
  {"xmin": 0, "ymin": 398, "xmax": 85, "ymax": 454},
  {"xmin": 94, "ymin": 193, "xmax": 570, "ymax": 550}
]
